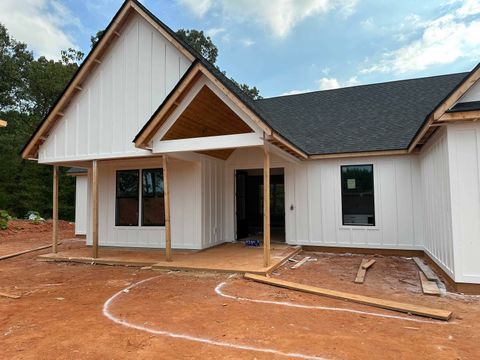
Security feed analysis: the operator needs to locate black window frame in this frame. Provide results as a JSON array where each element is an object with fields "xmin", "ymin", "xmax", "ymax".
[
  {"xmin": 340, "ymin": 164, "xmax": 375, "ymax": 227},
  {"xmin": 141, "ymin": 168, "xmax": 165, "ymax": 226},
  {"xmin": 115, "ymin": 169, "xmax": 140, "ymax": 226}
]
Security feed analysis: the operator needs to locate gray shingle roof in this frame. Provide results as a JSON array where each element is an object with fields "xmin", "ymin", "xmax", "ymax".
[{"xmin": 254, "ymin": 73, "xmax": 469, "ymax": 155}]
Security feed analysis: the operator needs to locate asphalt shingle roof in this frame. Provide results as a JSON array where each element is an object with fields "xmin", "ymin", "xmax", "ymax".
[{"xmin": 254, "ymin": 73, "xmax": 469, "ymax": 155}]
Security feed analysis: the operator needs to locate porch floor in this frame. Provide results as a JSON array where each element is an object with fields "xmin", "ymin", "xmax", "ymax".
[{"xmin": 37, "ymin": 242, "xmax": 301, "ymax": 275}]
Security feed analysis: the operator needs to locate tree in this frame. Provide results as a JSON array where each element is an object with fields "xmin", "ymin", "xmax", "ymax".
[
  {"xmin": 176, "ymin": 28, "xmax": 262, "ymax": 99},
  {"xmin": 90, "ymin": 29, "xmax": 106, "ymax": 48}
]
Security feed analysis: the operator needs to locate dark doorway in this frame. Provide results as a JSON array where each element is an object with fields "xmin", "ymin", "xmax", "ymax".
[{"xmin": 235, "ymin": 168, "xmax": 285, "ymax": 242}]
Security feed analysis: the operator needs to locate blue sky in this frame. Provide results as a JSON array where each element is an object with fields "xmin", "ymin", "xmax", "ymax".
[{"xmin": 1, "ymin": 0, "xmax": 479, "ymax": 97}]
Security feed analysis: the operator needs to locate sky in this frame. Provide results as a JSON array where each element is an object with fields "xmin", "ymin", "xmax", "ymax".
[{"xmin": 0, "ymin": 0, "xmax": 479, "ymax": 98}]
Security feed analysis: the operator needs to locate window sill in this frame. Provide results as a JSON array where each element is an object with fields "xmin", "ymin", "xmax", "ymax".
[{"xmin": 339, "ymin": 225, "xmax": 379, "ymax": 230}]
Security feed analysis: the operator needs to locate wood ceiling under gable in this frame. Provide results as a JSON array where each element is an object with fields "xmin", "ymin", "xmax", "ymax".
[{"xmin": 162, "ymin": 85, "xmax": 254, "ymax": 159}]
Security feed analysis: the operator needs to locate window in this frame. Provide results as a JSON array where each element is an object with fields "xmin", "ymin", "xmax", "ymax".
[
  {"xmin": 142, "ymin": 168, "xmax": 165, "ymax": 226},
  {"xmin": 116, "ymin": 170, "xmax": 139, "ymax": 226},
  {"xmin": 341, "ymin": 165, "xmax": 375, "ymax": 226}
]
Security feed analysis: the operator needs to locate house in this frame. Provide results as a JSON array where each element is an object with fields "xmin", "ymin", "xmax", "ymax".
[{"xmin": 22, "ymin": 0, "xmax": 480, "ymax": 292}]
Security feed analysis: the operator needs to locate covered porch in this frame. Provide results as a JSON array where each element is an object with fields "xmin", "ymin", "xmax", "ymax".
[{"xmin": 38, "ymin": 242, "xmax": 300, "ymax": 275}]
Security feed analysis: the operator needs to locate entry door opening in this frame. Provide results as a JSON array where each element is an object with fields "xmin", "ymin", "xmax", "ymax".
[{"xmin": 235, "ymin": 168, "xmax": 285, "ymax": 242}]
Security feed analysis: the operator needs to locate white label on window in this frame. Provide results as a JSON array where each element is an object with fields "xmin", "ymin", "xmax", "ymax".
[{"xmin": 347, "ymin": 178, "xmax": 356, "ymax": 189}]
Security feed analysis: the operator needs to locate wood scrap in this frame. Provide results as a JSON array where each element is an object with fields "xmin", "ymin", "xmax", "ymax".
[
  {"xmin": 0, "ymin": 292, "xmax": 20, "ymax": 299},
  {"xmin": 244, "ymin": 273, "xmax": 452, "ymax": 321},
  {"xmin": 0, "ymin": 243, "xmax": 61, "ymax": 261},
  {"xmin": 413, "ymin": 257, "xmax": 438, "ymax": 281},
  {"xmin": 419, "ymin": 272, "xmax": 440, "ymax": 296},
  {"xmin": 0, "ymin": 119, "xmax": 7, "ymax": 127},
  {"xmin": 291, "ymin": 256, "xmax": 310, "ymax": 269},
  {"xmin": 362, "ymin": 259, "xmax": 376, "ymax": 269},
  {"xmin": 355, "ymin": 259, "xmax": 369, "ymax": 283}
]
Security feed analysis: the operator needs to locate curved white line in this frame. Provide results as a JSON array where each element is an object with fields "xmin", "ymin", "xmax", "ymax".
[
  {"xmin": 215, "ymin": 278, "xmax": 446, "ymax": 325},
  {"xmin": 103, "ymin": 276, "xmax": 329, "ymax": 360}
]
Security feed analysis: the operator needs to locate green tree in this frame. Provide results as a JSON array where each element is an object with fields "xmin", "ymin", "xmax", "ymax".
[
  {"xmin": 0, "ymin": 23, "xmax": 80, "ymax": 221},
  {"xmin": 90, "ymin": 29, "xmax": 106, "ymax": 48}
]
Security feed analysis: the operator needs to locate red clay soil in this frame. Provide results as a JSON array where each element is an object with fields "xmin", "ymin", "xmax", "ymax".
[
  {"xmin": 0, "ymin": 220, "xmax": 74, "ymax": 257},
  {"xmin": 1, "ymin": 230, "xmax": 480, "ymax": 359}
]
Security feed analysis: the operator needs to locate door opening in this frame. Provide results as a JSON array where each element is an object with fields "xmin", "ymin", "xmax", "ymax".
[{"xmin": 235, "ymin": 168, "xmax": 285, "ymax": 242}]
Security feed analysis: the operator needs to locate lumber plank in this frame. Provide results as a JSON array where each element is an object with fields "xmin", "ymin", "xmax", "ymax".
[
  {"xmin": 292, "ymin": 256, "xmax": 310, "ymax": 269},
  {"xmin": 244, "ymin": 273, "xmax": 452, "ymax": 321},
  {"xmin": 0, "ymin": 243, "xmax": 61, "ymax": 261},
  {"xmin": 362, "ymin": 259, "xmax": 376, "ymax": 269},
  {"xmin": 0, "ymin": 292, "xmax": 20, "ymax": 299},
  {"xmin": 355, "ymin": 259, "xmax": 369, "ymax": 283},
  {"xmin": 419, "ymin": 272, "xmax": 440, "ymax": 296},
  {"xmin": 413, "ymin": 257, "xmax": 438, "ymax": 281}
]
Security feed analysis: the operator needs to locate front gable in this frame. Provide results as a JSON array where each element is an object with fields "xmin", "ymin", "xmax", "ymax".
[{"xmin": 24, "ymin": 1, "xmax": 194, "ymax": 163}]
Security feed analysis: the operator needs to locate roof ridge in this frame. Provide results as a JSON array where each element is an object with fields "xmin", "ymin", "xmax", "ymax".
[{"xmin": 257, "ymin": 71, "xmax": 470, "ymax": 102}]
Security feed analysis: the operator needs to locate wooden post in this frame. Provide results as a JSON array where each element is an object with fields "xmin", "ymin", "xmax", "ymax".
[
  {"xmin": 163, "ymin": 155, "xmax": 172, "ymax": 261},
  {"xmin": 92, "ymin": 160, "xmax": 99, "ymax": 258},
  {"xmin": 52, "ymin": 165, "xmax": 59, "ymax": 253},
  {"xmin": 263, "ymin": 139, "xmax": 271, "ymax": 267}
]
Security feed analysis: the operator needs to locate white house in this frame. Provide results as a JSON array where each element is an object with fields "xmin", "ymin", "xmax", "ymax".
[{"xmin": 22, "ymin": 0, "xmax": 480, "ymax": 292}]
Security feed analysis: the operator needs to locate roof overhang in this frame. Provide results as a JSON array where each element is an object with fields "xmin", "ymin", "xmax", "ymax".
[
  {"xmin": 21, "ymin": 0, "xmax": 195, "ymax": 161},
  {"xmin": 133, "ymin": 61, "xmax": 308, "ymax": 160}
]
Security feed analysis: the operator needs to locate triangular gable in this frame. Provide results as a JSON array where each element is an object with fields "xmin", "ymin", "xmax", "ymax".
[
  {"xmin": 21, "ymin": 0, "xmax": 195, "ymax": 160},
  {"xmin": 409, "ymin": 62, "xmax": 480, "ymax": 151}
]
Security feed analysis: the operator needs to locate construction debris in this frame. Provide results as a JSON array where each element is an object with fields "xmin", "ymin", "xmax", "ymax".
[
  {"xmin": 0, "ymin": 119, "xmax": 7, "ymax": 127},
  {"xmin": 413, "ymin": 257, "xmax": 438, "ymax": 281},
  {"xmin": 244, "ymin": 273, "xmax": 452, "ymax": 321},
  {"xmin": 0, "ymin": 243, "xmax": 61, "ymax": 261},
  {"xmin": 355, "ymin": 258, "xmax": 375, "ymax": 284},
  {"xmin": 0, "ymin": 292, "xmax": 20, "ymax": 299},
  {"xmin": 419, "ymin": 272, "xmax": 440, "ymax": 296},
  {"xmin": 291, "ymin": 256, "xmax": 310, "ymax": 269}
]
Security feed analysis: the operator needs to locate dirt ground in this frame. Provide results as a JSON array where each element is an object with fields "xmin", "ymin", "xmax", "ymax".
[{"xmin": 1, "ymin": 221, "xmax": 480, "ymax": 360}]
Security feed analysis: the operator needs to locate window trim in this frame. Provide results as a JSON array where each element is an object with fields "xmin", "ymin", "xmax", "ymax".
[{"xmin": 340, "ymin": 164, "xmax": 376, "ymax": 227}]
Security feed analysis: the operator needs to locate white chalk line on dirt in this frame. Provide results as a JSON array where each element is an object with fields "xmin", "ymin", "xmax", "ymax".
[
  {"xmin": 103, "ymin": 276, "xmax": 328, "ymax": 360},
  {"xmin": 103, "ymin": 274, "xmax": 448, "ymax": 360},
  {"xmin": 215, "ymin": 276, "xmax": 447, "ymax": 325}
]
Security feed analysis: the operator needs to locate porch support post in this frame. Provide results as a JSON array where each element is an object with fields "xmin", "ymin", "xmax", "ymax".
[
  {"xmin": 263, "ymin": 138, "xmax": 271, "ymax": 267},
  {"xmin": 92, "ymin": 160, "xmax": 99, "ymax": 258},
  {"xmin": 163, "ymin": 154, "xmax": 172, "ymax": 261},
  {"xmin": 52, "ymin": 165, "xmax": 59, "ymax": 253}
]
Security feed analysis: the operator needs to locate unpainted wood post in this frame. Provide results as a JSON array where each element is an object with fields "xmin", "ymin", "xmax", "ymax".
[
  {"xmin": 92, "ymin": 160, "xmax": 99, "ymax": 259},
  {"xmin": 163, "ymin": 155, "xmax": 172, "ymax": 261},
  {"xmin": 52, "ymin": 165, "xmax": 59, "ymax": 253},
  {"xmin": 263, "ymin": 139, "xmax": 271, "ymax": 267}
]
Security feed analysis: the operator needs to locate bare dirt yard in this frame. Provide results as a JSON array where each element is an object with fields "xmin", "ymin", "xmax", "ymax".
[{"xmin": 1, "ymin": 221, "xmax": 480, "ymax": 360}]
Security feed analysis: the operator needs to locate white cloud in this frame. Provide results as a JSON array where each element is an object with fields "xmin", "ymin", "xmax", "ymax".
[
  {"xmin": 281, "ymin": 76, "xmax": 360, "ymax": 95},
  {"xmin": 205, "ymin": 27, "xmax": 226, "ymax": 38},
  {"xmin": 361, "ymin": 0, "xmax": 480, "ymax": 74},
  {"xmin": 241, "ymin": 38, "xmax": 255, "ymax": 47},
  {"xmin": 177, "ymin": 0, "xmax": 358, "ymax": 38},
  {"xmin": 0, "ymin": 0, "xmax": 81, "ymax": 59}
]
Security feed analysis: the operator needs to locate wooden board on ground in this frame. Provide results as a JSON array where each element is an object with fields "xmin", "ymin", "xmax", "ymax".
[
  {"xmin": 0, "ymin": 292, "xmax": 20, "ymax": 299},
  {"xmin": 355, "ymin": 259, "xmax": 369, "ymax": 283},
  {"xmin": 291, "ymin": 256, "xmax": 310, "ymax": 269},
  {"xmin": 413, "ymin": 257, "xmax": 438, "ymax": 281},
  {"xmin": 0, "ymin": 243, "xmax": 61, "ymax": 261},
  {"xmin": 362, "ymin": 259, "xmax": 376, "ymax": 269},
  {"xmin": 419, "ymin": 272, "xmax": 440, "ymax": 296},
  {"xmin": 244, "ymin": 273, "xmax": 452, "ymax": 321}
]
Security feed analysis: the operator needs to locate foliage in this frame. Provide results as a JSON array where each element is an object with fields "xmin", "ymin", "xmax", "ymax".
[
  {"xmin": 0, "ymin": 23, "xmax": 78, "ymax": 221},
  {"xmin": 176, "ymin": 28, "xmax": 262, "ymax": 99},
  {"xmin": 90, "ymin": 30, "xmax": 106, "ymax": 48},
  {"xmin": 25, "ymin": 210, "xmax": 44, "ymax": 224},
  {"xmin": 0, "ymin": 209, "xmax": 11, "ymax": 230}
]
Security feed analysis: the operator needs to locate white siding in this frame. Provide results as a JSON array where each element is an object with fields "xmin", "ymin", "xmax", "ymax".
[
  {"xmin": 419, "ymin": 129, "xmax": 455, "ymax": 278},
  {"xmin": 456, "ymin": 79, "xmax": 480, "ymax": 103},
  {"xmin": 85, "ymin": 157, "xmax": 202, "ymax": 249},
  {"xmin": 447, "ymin": 123, "xmax": 480, "ymax": 283},
  {"xmin": 74, "ymin": 176, "xmax": 87, "ymax": 236},
  {"xmin": 38, "ymin": 13, "xmax": 192, "ymax": 163},
  {"xmin": 289, "ymin": 155, "xmax": 423, "ymax": 249}
]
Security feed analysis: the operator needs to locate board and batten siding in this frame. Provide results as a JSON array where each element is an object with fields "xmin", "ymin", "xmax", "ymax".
[
  {"xmin": 38, "ymin": 12, "xmax": 192, "ymax": 163},
  {"xmin": 289, "ymin": 155, "xmax": 424, "ymax": 249},
  {"xmin": 74, "ymin": 176, "xmax": 87, "ymax": 236},
  {"xmin": 447, "ymin": 122, "xmax": 480, "ymax": 283},
  {"xmin": 85, "ymin": 157, "xmax": 202, "ymax": 249},
  {"xmin": 419, "ymin": 129, "xmax": 455, "ymax": 279}
]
